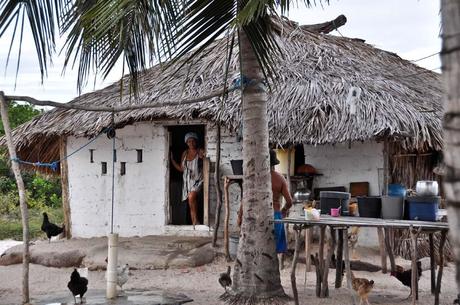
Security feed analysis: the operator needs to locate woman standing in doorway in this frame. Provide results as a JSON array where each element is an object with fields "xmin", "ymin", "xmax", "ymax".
[{"xmin": 171, "ymin": 132, "xmax": 205, "ymax": 227}]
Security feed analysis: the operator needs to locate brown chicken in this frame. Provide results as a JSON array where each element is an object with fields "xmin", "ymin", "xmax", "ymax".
[{"xmin": 351, "ymin": 271, "xmax": 374, "ymax": 305}]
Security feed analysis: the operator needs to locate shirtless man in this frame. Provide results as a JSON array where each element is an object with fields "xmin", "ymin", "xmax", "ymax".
[
  {"xmin": 237, "ymin": 149, "xmax": 293, "ymax": 256},
  {"xmin": 270, "ymin": 149, "xmax": 293, "ymax": 256}
]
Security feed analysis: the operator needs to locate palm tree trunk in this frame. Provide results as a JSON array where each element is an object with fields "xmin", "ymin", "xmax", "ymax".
[
  {"xmin": 226, "ymin": 29, "xmax": 285, "ymax": 303},
  {"xmin": 0, "ymin": 92, "xmax": 30, "ymax": 304},
  {"xmin": 441, "ymin": 0, "xmax": 460, "ymax": 298}
]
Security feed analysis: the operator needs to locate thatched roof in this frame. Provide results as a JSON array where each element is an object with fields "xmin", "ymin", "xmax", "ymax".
[{"xmin": 9, "ymin": 18, "xmax": 443, "ymax": 163}]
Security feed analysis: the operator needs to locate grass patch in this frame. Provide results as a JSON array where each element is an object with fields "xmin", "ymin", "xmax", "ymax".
[{"xmin": 0, "ymin": 208, "xmax": 63, "ymax": 240}]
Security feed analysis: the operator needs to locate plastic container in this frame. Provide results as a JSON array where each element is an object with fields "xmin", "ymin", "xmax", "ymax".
[
  {"xmin": 357, "ymin": 196, "xmax": 382, "ymax": 218},
  {"xmin": 319, "ymin": 191, "xmax": 350, "ymax": 215},
  {"xmin": 381, "ymin": 196, "xmax": 404, "ymax": 219},
  {"xmin": 388, "ymin": 184, "xmax": 406, "ymax": 197},
  {"xmin": 230, "ymin": 160, "xmax": 243, "ymax": 175},
  {"xmin": 407, "ymin": 196, "xmax": 441, "ymax": 221}
]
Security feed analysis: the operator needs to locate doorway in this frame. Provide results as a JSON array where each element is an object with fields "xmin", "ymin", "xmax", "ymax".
[{"xmin": 168, "ymin": 125, "xmax": 205, "ymax": 225}]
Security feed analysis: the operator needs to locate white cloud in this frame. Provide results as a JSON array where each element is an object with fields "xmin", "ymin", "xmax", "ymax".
[{"xmin": 0, "ymin": 0, "xmax": 442, "ymax": 102}]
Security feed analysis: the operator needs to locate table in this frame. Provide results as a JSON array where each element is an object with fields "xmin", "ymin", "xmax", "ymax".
[
  {"xmin": 223, "ymin": 175, "xmax": 243, "ymax": 260},
  {"xmin": 274, "ymin": 216, "xmax": 449, "ymax": 305}
]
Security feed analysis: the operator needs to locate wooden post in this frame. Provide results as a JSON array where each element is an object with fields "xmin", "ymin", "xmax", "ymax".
[
  {"xmin": 429, "ymin": 233, "xmax": 436, "ymax": 294},
  {"xmin": 312, "ymin": 253, "xmax": 322, "ymax": 297},
  {"xmin": 223, "ymin": 177, "xmax": 231, "ymax": 260},
  {"xmin": 435, "ymin": 230, "xmax": 447, "ymax": 305},
  {"xmin": 343, "ymin": 228, "xmax": 357, "ymax": 305},
  {"xmin": 321, "ymin": 227, "xmax": 335, "ymax": 297},
  {"xmin": 383, "ymin": 138, "xmax": 389, "ymax": 196},
  {"xmin": 290, "ymin": 227, "xmax": 301, "ymax": 305},
  {"xmin": 0, "ymin": 92, "xmax": 30, "ymax": 304},
  {"xmin": 59, "ymin": 137, "xmax": 72, "ymax": 238},
  {"xmin": 377, "ymin": 227, "xmax": 387, "ymax": 273},
  {"xmin": 319, "ymin": 226, "xmax": 326, "ymax": 271},
  {"xmin": 305, "ymin": 228, "xmax": 313, "ymax": 272},
  {"xmin": 335, "ymin": 228, "xmax": 344, "ymax": 288},
  {"xmin": 212, "ymin": 124, "xmax": 223, "ymax": 247},
  {"xmin": 203, "ymin": 157, "xmax": 210, "ymax": 226},
  {"xmin": 384, "ymin": 228, "xmax": 396, "ymax": 272},
  {"xmin": 410, "ymin": 226, "xmax": 421, "ymax": 305}
]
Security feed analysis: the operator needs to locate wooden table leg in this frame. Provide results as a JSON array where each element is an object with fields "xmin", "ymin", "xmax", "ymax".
[
  {"xmin": 304, "ymin": 228, "xmax": 313, "ymax": 288},
  {"xmin": 321, "ymin": 227, "xmax": 335, "ymax": 297},
  {"xmin": 343, "ymin": 228, "xmax": 357, "ymax": 305},
  {"xmin": 316, "ymin": 225, "xmax": 326, "ymax": 296},
  {"xmin": 335, "ymin": 228, "xmax": 344, "ymax": 288},
  {"xmin": 384, "ymin": 227, "xmax": 396, "ymax": 272},
  {"xmin": 435, "ymin": 230, "xmax": 447, "ymax": 305},
  {"xmin": 319, "ymin": 226, "xmax": 326, "ymax": 271},
  {"xmin": 410, "ymin": 226, "xmax": 421, "ymax": 305},
  {"xmin": 429, "ymin": 233, "xmax": 435, "ymax": 294},
  {"xmin": 378, "ymin": 227, "xmax": 387, "ymax": 273},
  {"xmin": 291, "ymin": 226, "xmax": 302, "ymax": 305},
  {"xmin": 224, "ymin": 177, "xmax": 231, "ymax": 261}
]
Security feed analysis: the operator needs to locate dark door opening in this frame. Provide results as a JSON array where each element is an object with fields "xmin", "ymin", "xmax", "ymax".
[{"xmin": 168, "ymin": 125, "xmax": 205, "ymax": 225}]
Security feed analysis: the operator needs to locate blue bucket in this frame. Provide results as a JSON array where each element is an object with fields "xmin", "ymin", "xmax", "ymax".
[{"xmin": 388, "ymin": 184, "xmax": 406, "ymax": 197}]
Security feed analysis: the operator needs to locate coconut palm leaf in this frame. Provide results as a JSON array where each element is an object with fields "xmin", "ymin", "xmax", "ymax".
[
  {"xmin": 0, "ymin": 0, "xmax": 71, "ymax": 82},
  {"xmin": 61, "ymin": 0, "xmax": 181, "ymax": 94}
]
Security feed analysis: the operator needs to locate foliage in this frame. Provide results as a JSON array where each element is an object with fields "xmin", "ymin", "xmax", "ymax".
[
  {"xmin": 0, "ymin": 102, "xmax": 42, "ymax": 136},
  {"xmin": 0, "ymin": 208, "xmax": 63, "ymax": 240}
]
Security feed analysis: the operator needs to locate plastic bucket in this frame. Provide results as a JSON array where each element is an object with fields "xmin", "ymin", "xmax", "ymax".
[
  {"xmin": 357, "ymin": 196, "xmax": 382, "ymax": 218},
  {"xmin": 319, "ymin": 191, "xmax": 350, "ymax": 215},
  {"xmin": 381, "ymin": 196, "xmax": 404, "ymax": 219},
  {"xmin": 407, "ymin": 196, "xmax": 440, "ymax": 221},
  {"xmin": 388, "ymin": 184, "xmax": 406, "ymax": 197}
]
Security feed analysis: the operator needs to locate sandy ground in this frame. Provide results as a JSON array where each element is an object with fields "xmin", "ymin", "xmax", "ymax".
[{"xmin": 0, "ymin": 247, "xmax": 458, "ymax": 305}]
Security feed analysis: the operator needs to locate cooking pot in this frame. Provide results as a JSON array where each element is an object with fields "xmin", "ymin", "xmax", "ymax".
[
  {"xmin": 415, "ymin": 180, "xmax": 439, "ymax": 196},
  {"xmin": 293, "ymin": 188, "xmax": 311, "ymax": 202}
]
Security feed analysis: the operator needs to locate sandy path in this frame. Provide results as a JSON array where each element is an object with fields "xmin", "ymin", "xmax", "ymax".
[{"xmin": 0, "ymin": 253, "xmax": 458, "ymax": 305}]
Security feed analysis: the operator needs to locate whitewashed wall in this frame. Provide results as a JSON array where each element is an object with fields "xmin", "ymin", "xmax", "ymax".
[
  {"xmin": 304, "ymin": 141, "xmax": 384, "ymax": 247},
  {"xmin": 206, "ymin": 126, "xmax": 243, "ymax": 236},
  {"xmin": 67, "ymin": 121, "xmax": 242, "ymax": 238},
  {"xmin": 66, "ymin": 120, "xmax": 383, "ymax": 247},
  {"xmin": 304, "ymin": 141, "xmax": 384, "ymax": 196},
  {"xmin": 67, "ymin": 122, "xmax": 167, "ymax": 237}
]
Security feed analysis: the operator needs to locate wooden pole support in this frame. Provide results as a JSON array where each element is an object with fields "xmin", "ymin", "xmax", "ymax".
[
  {"xmin": 343, "ymin": 228, "xmax": 357, "ymax": 305},
  {"xmin": 434, "ymin": 230, "xmax": 447, "ymax": 305},
  {"xmin": 0, "ymin": 92, "xmax": 30, "ymax": 304},
  {"xmin": 335, "ymin": 228, "xmax": 344, "ymax": 288},
  {"xmin": 429, "ymin": 233, "xmax": 436, "ymax": 294},
  {"xmin": 378, "ymin": 227, "xmax": 387, "ymax": 273},
  {"xmin": 223, "ymin": 177, "xmax": 231, "ymax": 261},
  {"xmin": 291, "ymin": 227, "xmax": 301, "ymax": 305}
]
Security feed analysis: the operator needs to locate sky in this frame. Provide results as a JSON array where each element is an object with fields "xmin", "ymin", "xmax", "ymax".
[{"xmin": 0, "ymin": 0, "xmax": 441, "ymax": 103}]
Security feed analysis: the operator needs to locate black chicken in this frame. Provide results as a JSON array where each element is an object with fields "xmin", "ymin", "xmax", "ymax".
[
  {"xmin": 390, "ymin": 261, "xmax": 422, "ymax": 298},
  {"xmin": 41, "ymin": 212, "xmax": 64, "ymax": 243},
  {"xmin": 67, "ymin": 269, "xmax": 88, "ymax": 304},
  {"xmin": 218, "ymin": 266, "xmax": 232, "ymax": 292}
]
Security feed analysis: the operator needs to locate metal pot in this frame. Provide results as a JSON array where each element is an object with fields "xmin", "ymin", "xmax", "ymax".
[
  {"xmin": 293, "ymin": 188, "xmax": 311, "ymax": 202},
  {"xmin": 415, "ymin": 180, "xmax": 439, "ymax": 196}
]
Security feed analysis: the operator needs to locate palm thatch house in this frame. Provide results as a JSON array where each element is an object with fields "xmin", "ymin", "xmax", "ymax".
[{"xmin": 6, "ymin": 18, "xmax": 443, "ymax": 239}]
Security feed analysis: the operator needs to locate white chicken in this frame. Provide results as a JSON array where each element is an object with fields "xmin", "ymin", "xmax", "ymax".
[{"xmin": 105, "ymin": 259, "xmax": 130, "ymax": 292}]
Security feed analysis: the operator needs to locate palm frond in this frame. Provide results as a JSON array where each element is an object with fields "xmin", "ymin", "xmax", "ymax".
[
  {"xmin": 0, "ymin": 0, "xmax": 70, "ymax": 82},
  {"xmin": 61, "ymin": 0, "xmax": 181, "ymax": 95}
]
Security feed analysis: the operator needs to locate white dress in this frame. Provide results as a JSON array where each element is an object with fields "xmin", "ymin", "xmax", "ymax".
[{"xmin": 181, "ymin": 152, "xmax": 203, "ymax": 201}]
